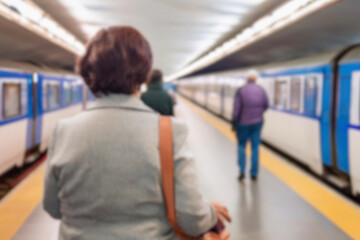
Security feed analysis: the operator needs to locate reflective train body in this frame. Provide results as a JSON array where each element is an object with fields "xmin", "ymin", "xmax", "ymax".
[
  {"xmin": 177, "ymin": 47, "xmax": 360, "ymax": 197},
  {"xmin": 0, "ymin": 61, "xmax": 95, "ymax": 176}
]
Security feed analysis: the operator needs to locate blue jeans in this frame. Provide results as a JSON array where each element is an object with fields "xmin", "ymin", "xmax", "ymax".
[{"xmin": 236, "ymin": 123, "xmax": 263, "ymax": 177}]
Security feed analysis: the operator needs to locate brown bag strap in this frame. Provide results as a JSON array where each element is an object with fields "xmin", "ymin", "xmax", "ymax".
[
  {"xmin": 159, "ymin": 116, "xmax": 202, "ymax": 240},
  {"xmin": 159, "ymin": 116, "xmax": 177, "ymax": 227}
]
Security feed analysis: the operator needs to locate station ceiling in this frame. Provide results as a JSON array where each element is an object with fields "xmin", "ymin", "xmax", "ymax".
[
  {"xmin": 35, "ymin": 0, "xmax": 285, "ymax": 75},
  {"xmin": 0, "ymin": 13, "xmax": 76, "ymax": 69},
  {"xmin": 190, "ymin": 0, "xmax": 360, "ymax": 76},
  {"xmin": 0, "ymin": 0, "xmax": 359, "ymax": 76},
  {"xmin": 0, "ymin": 0, "xmax": 282, "ymax": 72}
]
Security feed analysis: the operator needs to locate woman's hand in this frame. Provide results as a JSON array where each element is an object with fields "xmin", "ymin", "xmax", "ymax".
[
  {"xmin": 205, "ymin": 202, "xmax": 231, "ymax": 240},
  {"xmin": 210, "ymin": 201, "xmax": 232, "ymax": 223}
]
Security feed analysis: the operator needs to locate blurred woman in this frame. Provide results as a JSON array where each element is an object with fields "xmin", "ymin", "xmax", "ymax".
[{"xmin": 43, "ymin": 26, "xmax": 230, "ymax": 240}]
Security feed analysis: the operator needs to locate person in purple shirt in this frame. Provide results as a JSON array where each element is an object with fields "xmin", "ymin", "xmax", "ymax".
[{"xmin": 232, "ymin": 70, "xmax": 269, "ymax": 181}]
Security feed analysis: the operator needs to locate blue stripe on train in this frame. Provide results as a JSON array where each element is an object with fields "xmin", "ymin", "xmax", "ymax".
[{"xmin": 349, "ymin": 124, "xmax": 360, "ymax": 130}]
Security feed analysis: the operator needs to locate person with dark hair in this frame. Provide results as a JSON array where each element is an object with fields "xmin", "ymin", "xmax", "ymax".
[
  {"xmin": 43, "ymin": 26, "xmax": 231, "ymax": 240},
  {"xmin": 141, "ymin": 69, "xmax": 174, "ymax": 116}
]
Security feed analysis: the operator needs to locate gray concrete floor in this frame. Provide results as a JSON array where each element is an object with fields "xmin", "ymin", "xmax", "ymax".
[
  {"xmin": 13, "ymin": 205, "xmax": 59, "ymax": 240},
  {"xmin": 13, "ymin": 99, "xmax": 351, "ymax": 240},
  {"xmin": 175, "ymin": 99, "xmax": 351, "ymax": 240}
]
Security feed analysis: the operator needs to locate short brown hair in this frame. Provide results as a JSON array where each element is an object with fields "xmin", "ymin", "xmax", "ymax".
[
  {"xmin": 76, "ymin": 26, "xmax": 152, "ymax": 95},
  {"xmin": 149, "ymin": 69, "xmax": 163, "ymax": 84}
]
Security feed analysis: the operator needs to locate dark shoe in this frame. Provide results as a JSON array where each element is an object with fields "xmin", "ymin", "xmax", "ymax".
[
  {"xmin": 251, "ymin": 176, "xmax": 257, "ymax": 181},
  {"xmin": 238, "ymin": 174, "xmax": 245, "ymax": 181}
]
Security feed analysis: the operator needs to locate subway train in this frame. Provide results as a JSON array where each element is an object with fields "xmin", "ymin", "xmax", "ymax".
[
  {"xmin": 177, "ymin": 46, "xmax": 360, "ymax": 198},
  {"xmin": 0, "ymin": 60, "xmax": 95, "ymax": 176}
]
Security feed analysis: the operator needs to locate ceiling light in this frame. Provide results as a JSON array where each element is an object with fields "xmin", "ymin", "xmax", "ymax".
[
  {"xmin": 241, "ymin": 27, "xmax": 255, "ymax": 39},
  {"xmin": 236, "ymin": 0, "xmax": 267, "ymax": 6},
  {"xmin": 0, "ymin": 0, "xmax": 85, "ymax": 55},
  {"xmin": 81, "ymin": 24, "xmax": 101, "ymax": 38},
  {"xmin": 166, "ymin": 0, "xmax": 342, "ymax": 82},
  {"xmin": 253, "ymin": 15, "xmax": 274, "ymax": 32},
  {"xmin": 223, "ymin": 39, "xmax": 238, "ymax": 52},
  {"xmin": 216, "ymin": 4, "xmax": 250, "ymax": 15},
  {"xmin": 1, "ymin": 0, "xmax": 44, "ymax": 23},
  {"xmin": 272, "ymin": 0, "xmax": 311, "ymax": 22}
]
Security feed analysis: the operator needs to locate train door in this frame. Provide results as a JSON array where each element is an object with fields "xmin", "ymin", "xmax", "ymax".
[
  {"xmin": 30, "ymin": 73, "xmax": 39, "ymax": 153},
  {"xmin": 347, "ymin": 68, "xmax": 360, "ymax": 195},
  {"xmin": 335, "ymin": 64, "xmax": 353, "ymax": 174},
  {"xmin": 34, "ymin": 74, "xmax": 43, "ymax": 147},
  {"xmin": 303, "ymin": 70, "xmax": 332, "ymax": 171},
  {"xmin": 219, "ymin": 79, "xmax": 225, "ymax": 116},
  {"xmin": 222, "ymin": 79, "xmax": 235, "ymax": 120},
  {"xmin": 335, "ymin": 62, "xmax": 360, "ymax": 193},
  {"xmin": 327, "ymin": 46, "xmax": 360, "ymax": 188},
  {"xmin": 203, "ymin": 79, "xmax": 209, "ymax": 108}
]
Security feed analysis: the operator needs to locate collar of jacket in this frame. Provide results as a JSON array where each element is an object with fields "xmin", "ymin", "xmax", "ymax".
[
  {"xmin": 147, "ymin": 82, "xmax": 163, "ymax": 90},
  {"xmin": 90, "ymin": 93, "xmax": 155, "ymax": 113}
]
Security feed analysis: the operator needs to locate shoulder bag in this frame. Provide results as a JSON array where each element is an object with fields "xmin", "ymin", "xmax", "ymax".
[{"xmin": 159, "ymin": 116, "xmax": 224, "ymax": 240}]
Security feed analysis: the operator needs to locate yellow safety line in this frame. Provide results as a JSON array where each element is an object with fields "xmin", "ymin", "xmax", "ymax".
[
  {"xmin": 179, "ymin": 95, "xmax": 360, "ymax": 240},
  {"xmin": 0, "ymin": 163, "xmax": 46, "ymax": 240}
]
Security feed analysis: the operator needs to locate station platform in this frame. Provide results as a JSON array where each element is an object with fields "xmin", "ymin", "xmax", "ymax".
[{"xmin": 1, "ymin": 96, "xmax": 359, "ymax": 240}]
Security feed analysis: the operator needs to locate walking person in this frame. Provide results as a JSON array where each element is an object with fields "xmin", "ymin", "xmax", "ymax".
[
  {"xmin": 141, "ymin": 69, "xmax": 174, "ymax": 116},
  {"xmin": 232, "ymin": 70, "xmax": 269, "ymax": 181}
]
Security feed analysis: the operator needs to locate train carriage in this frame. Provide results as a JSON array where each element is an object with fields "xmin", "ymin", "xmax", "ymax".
[
  {"xmin": 0, "ymin": 68, "xmax": 33, "ymax": 175},
  {"xmin": 260, "ymin": 62, "xmax": 331, "ymax": 176},
  {"xmin": 193, "ymin": 78, "xmax": 208, "ymax": 107},
  {"xmin": 177, "ymin": 48, "xmax": 360, "ymax": 197},
  {"xmin": 0, "ymin": 60, "xmax": 89, "ymax": 177}
]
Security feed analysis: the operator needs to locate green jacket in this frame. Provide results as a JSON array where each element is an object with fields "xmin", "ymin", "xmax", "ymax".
[{"xmin": 141, "ymin": 82, "xmax": 174, "ymax": 116}]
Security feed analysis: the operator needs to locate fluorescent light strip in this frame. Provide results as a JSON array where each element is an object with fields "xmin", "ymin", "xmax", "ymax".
[
  {"xmin": 0, "ymin": 0, "xmax": 85, "ymax": 55},
  {"xmin": 166, "ymin": 0, "xmax": 342, "ymax": 82}
]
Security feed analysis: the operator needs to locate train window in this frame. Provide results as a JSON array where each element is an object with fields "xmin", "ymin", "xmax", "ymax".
[
  {"xmin": 72, "ymin": 85, "xmax": 78, "ymax": 104},
  {"xmin": 3, "ymin": 83, "xmax": 21, "ymax": 119},
  {"xmin": 63, "ymin": 82, "xmax": 72, "ymax": 106},
  {"xmin": 215, "ymin": 84, "xmax": 220, "ymax": 93},
  {"xmin": 304, "ymin": 76, "xmax": 318, "ymax": 115},
  {"xmin": 72, "ymin": 84, "xmax": 81, "ymax": 104},
  {"xmin": 349, "ymin": 73, "xmax": 360, "ymax": 125},
  {"xmin": 274, "ymin": 80, "xmax": 288, "ymax": 109},
  {"xmin": 290, "ymin": 77, "xmax": 301, "ymax": 111},
  {"xmin": 87, "ymin": 88, "xmax": 95, "ymax": 101},
  {"xmin": 210, "ymin": 84, "xmax": 215, "ymax": 93},
  {"xmin": 230, "ymin": 85, "xmax": 236, "ymax": 98},
  {"xmin": 207, "ymin": 84, "xmax": 212, "ymax": 93},
  {"xmin": 261, "ymin": 78, "xmax": 275, "ymax": 106},
  {"xmin": 47, "ymin": 83, "xmax": 60, "ymax": 110},
  {"xmin": 228, "ymin": 85, "xmax": 235, "ymax": 98}
]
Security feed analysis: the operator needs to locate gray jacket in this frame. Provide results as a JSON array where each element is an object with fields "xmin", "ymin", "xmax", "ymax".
[{"xmin": 43, "ymin": 94, "xmax": 217, "ymax": 240}]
